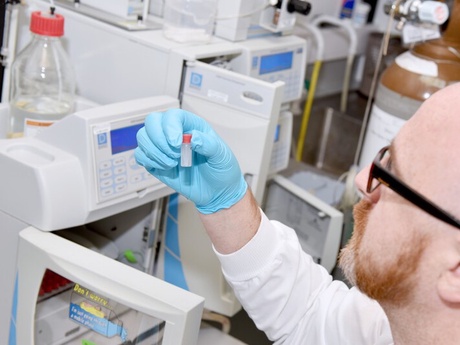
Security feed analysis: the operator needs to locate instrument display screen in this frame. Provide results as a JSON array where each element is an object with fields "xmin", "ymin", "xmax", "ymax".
[
  {"xmin": 259, "ymin": 51, "xmax": 293, "ymax": 75},
  {"xmin": 110, "ymin": 123, "xmax": 144, "ymax": 155}
]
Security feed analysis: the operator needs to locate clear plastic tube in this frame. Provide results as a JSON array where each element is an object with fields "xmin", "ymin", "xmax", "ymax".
[{"xmin": 181, "ymin": 133, "xmax": 192, "ymax": 167}]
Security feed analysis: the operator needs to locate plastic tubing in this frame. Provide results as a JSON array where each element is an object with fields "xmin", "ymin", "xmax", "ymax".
[
  {"xmin": 311, "ymin": 15, "xmax": 357, "ymax": 113},
  {"xmin": 215, "ymin": 0, "xmax": 272, "ymax": 20},
  {"xmin": 295, "ymin": 14, "xmax": 358, "ymax": 162},
  {"xmin": 296, "ymin": 60, "xmax": 322, "ymax": 162},
  {"xmin": 295, "ymin": 22, "xmax": 322, "ymax": 162}
]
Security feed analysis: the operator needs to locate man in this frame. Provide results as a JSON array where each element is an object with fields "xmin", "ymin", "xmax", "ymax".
[{"xmin": 135, "ymin": 82, "xmax": 460, "ymax": 344}]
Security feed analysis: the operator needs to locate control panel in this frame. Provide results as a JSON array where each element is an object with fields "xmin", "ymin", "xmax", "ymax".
[
  {"xmin": 230, "ymin": 35, "xmax": 307, "ymax": 103},
  {"xmin": 91, "ymin": 115, "xmax": 156, "ymax": 203}
]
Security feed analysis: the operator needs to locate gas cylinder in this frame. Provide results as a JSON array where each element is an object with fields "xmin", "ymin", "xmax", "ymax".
[{"xmin": 358, "ymin": 0, "xmax": 460, "ymax": 168}]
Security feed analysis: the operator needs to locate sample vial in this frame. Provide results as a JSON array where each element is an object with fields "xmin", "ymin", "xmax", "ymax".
[{"xmin": 181, "ymin": 133, "xmax": 192, "ymax": 167}]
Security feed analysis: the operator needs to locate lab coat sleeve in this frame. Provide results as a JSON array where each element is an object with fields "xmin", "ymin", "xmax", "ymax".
[{"xmin": 214, "ymin": 209, "xmax": 393, "ymax": 345}]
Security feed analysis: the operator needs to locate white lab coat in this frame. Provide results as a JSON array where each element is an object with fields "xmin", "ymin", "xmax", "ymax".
[{"xmin": 215, "ymin": 210, "xmax": 394, "ymax": 345}]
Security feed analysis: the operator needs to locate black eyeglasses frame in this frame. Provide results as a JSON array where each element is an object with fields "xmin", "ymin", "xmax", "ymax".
[{"xmin": 367, "ymin": 145, "xmax": 460, "ymax": 230}]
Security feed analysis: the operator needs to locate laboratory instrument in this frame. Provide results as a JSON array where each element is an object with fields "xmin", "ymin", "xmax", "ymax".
[
  {"xmin": 0, "ymin": 0, "xmax": 350, "ymax": 342},
  {"xmin": 14, "ymin": 0, "xmax": 307, "ymax": 178},
  {"xmin": 358, "ymin": 0, "xmax": 460, "ymax": 168},
  {"xmin": 162, "ymin": 0, "xmax": 218, "ymax": 43},
  {"xmin": 0, "ymin": 96, "xmax": 206, "ymax": 345},
  {"xmin": 1, "ymin": 4, "xmax": 286, "ymax": 342},
  {"xmin": 259, "ymin": 0, "xmax": 312, "ymax": 33},
  {"xmin": 230, "ymin": 35, "xmax": 307, "ymax": 104},
  {"xmin": 213, "ymin": 0, "xmax": 259, "ymax": 42},
  {"xmin": 214, "ymin": 0, "xmax": 311, "ymax": 42},
  {"xmin": 81, "ymin": 0, "xmax": 149, "ymax": 20},
  {"xmin": 229, "ymin": 34, "xmax": 307, "ymax": 174},
  {"xmin": 154, "ymin": 61, "xmax": 283, "ymax": 316},
  {"xmin": 263, "ymin": 174, "xmax": 343, "ymax": 273},
  {"xmin": 8, "ymin": 9, "xmax": 76, "ymax": 138}
]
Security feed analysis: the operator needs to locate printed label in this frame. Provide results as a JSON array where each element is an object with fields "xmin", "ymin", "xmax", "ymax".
[
  {"xmin": 190, "ymin": 72, "xmax": 203, "ymax": 88},
  {"xmin": 68, "ymin": 284, "xmax": 128, "ymax": 342},
  {"xmin": 24, "ymin": 118, "xmax": 54, "ymax": 137}
]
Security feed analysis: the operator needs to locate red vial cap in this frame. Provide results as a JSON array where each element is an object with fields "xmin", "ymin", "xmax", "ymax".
[
  {"xmin": 30, "ymin": 11, "xmax": 65, "ymax": 37},
  {"xmin": 182, "ymin": 133, "xmax": 192, "ymax": 144}
]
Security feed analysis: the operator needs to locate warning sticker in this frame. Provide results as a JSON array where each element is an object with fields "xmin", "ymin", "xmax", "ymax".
[{"xmin": 68, "ymin": 284, "xmax": 127, "ymax": 342}]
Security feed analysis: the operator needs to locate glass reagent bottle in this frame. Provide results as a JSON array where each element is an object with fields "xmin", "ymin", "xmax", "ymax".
[{"xmin": 8, "ymin": 10, "xmax": 76, "ymax": 138}]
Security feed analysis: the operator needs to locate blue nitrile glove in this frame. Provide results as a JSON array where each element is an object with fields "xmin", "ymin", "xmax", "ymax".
[{"xmin": 135, "ymin": 109, "xmax": 248, "ymax": 214}]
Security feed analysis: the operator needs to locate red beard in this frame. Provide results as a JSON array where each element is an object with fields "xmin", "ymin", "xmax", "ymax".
[{"xmin": 339, "ymin": 199, "xmax": 427, "ymax": 306}]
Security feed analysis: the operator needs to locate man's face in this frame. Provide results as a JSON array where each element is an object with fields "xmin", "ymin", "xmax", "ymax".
[
  {"xmin": 339, "ymin": 195, "xmax": 428, "ymax": 306},
  {"xmin": 339, "ymin": 111, "xmax": 433, "ymax": 306},
  {"xmin": 339, "ymin": 83, "xmax": 460, "ymax": 308}
]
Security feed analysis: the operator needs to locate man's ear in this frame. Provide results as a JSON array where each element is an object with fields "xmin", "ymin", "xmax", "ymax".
[{"xmin": 438, "ymin": 264, "xmax": 460, "ymax": 303}]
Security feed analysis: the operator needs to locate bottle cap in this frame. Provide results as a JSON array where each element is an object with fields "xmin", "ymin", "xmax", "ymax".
[
  {"xmin": 30, "ymin": 11, "xmax": 65, "ymax": 37},
  {"xmin": 182, "ymin": 133, "xmax": 192, "ymax": 144}
]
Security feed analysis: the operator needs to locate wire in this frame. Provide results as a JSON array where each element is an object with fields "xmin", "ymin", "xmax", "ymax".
[
  {"xmin": 339, "ymin": 0, "xmax": 404, "ymax": 212},
  {"xmin": 338, "ymin": 164, "xmax": 360, "ymax": 210},
  {"xmin": 202, "ymin": 309, "xmax": 231, "ymax": 334},
  {"xmin": 215, "ymin": 0, "xmax": 271, "ymax": 20},
  {"xmin": 295, "ymin": 15, "xmax": 357, "ymax": 162},
  {"xmin": 309, "ymin": 16, "xmax": 357, "ymax": 114},
  {"xmin": 352, "ymin": 0, "xmax": 402, "ymax": 166}
]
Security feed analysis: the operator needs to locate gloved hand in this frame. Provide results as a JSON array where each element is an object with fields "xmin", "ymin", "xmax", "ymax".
[{"xmin": 135, "ymin": 109, "xmax": 247, "ymax": 214}]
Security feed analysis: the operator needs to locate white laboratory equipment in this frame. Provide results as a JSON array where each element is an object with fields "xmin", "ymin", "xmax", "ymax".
[
  {"xmin": 79, "ymin": 0, "xmax": 149, "ymax": 20},
  {"xmin": 2, "ymin": 3, "xmax": 286, "ymax": 343},
  {"xmin": 263, "ymin": 174, "xmax": 343, "ymax": 273},
  {"xmin": 0, "ymin": 96, "xmax": 206, "ymax": 345},
  {"xmin": 214, "ymin": 0, "xmax": 312, "ymax": 42},
  {"xmin": 154, "ymin": 59, "xmax": 284, "ymax": 316},
  {"xmin": 3, "ymin": 1, "xmax": 356, "ymax": 342},
  {"xmin": 230, "ymin": 35, "xmax": 307, "ymax": 104},
  {"xmin": 162, "ymin": 0, "xmax": 218, "ymax": 43},
  {"xmin": 258, "ymin": 0, "xmax": 312, "ymax": 34},
  {"xmin": 230, "ymin": 34, "xmax": 307, "ymax": 174},
  {"xmin": 214, "ymin": 0, "xmax": 259, "ymax": 42},
  {"xmin": 13, "ymin": 0, "xmax": 303, "ymax": 178},
  {"xmin": 0, "ymin": 82, "xmax": 284, "ymax": 342}
]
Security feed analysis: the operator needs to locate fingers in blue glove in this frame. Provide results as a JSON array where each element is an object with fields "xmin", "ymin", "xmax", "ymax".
[{"xmin": 135, "ymin": 126, "xmax": 178, "ymax": 170}]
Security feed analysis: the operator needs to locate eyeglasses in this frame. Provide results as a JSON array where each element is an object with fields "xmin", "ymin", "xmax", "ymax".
[{"xmin": 367, "ymin": 145, "xmax": 460, "ymax": 229}]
